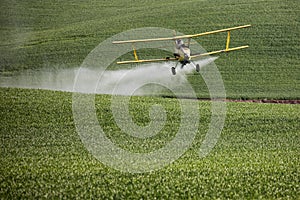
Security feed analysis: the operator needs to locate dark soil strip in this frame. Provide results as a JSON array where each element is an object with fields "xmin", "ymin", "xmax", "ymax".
[{"xmin": 225, "ymin": 99, "xmax": 300, "ymax": 104}]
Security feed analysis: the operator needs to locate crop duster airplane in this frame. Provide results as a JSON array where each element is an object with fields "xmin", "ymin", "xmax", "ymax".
[{"xmin": 113, "ymin": 25, "xmax": 251, "ymax": 75}]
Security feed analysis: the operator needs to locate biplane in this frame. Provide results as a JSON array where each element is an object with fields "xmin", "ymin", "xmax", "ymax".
[{"xmin": 113, "ymin": 25, "xmax": 251, "ymax": 75}]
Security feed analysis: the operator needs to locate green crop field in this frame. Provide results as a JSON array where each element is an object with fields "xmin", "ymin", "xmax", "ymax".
[
  {"xmin": 0, "ymin": 0, "xmax": 299, "ymax": 199},
  {"xmin": 0, "ymin": 88, "xmax": 299, "ymax": 198}
]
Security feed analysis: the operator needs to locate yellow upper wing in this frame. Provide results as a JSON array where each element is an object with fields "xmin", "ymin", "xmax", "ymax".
[{"xmin": 112, "ymin": 25, "xmax": 251, "ymax": 44}]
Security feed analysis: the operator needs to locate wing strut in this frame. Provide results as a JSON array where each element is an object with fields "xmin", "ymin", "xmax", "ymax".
[
  {"xmin": 226, "ymin": 31, "xmax": 231, "ymax": 51},
  {"xmin": 132, "ymin": 44, "xmax": 139, "ymax": 61}
]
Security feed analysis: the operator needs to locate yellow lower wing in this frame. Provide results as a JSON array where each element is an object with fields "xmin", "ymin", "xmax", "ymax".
[
  {"xmin": 117, "ymin": 57, "xmax": 177, "ymax": 64},
  {"xmin": 190, "ymin": 45, "xmax": 249, "ymax": 59},
  {"xmin": 117, "ymin": 46, "xmax": 249, "ymax": 64}
]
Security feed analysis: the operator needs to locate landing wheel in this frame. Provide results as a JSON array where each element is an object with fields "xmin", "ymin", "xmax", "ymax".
[
  {"xmin": 196, "ymin": 64, "xmax": 200, "ymax": 72},
  {"xmin": 171, "ymin": 67, "xmax": 176, "ymax": 75}
]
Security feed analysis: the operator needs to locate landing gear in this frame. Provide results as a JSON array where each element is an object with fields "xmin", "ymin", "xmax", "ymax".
[
  {"xmin": 196, "ymin": 64, "xmax": 200, "ymax": 72},
  {"xmin": 171, "ymin": 62, "xmax": 179, "ymax": 75},
  {"xmin": 171, "ymin": 61, "xmax": 199, "ymax": 75},
  {"xmin": 171, "ymin": 67, "xmax": 176, "ymax": 75},
  {"xmin": 191, "ymin": 61, "xmax": 200, "ymax": 73}
]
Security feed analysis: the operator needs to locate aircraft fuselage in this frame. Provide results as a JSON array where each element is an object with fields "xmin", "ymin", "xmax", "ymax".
[{"xmin": 175, "ymin": 39, "xmax": 191, "ymax": 65}]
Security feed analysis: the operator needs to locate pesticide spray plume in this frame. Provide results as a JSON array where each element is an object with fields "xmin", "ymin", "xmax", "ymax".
[
  {"xmin": 78, "ymin": 56, "xmax": 218, "ymax": 96},
  {"xmin": 0, "ymin": 57, "xmax": 218, "ymax": 96}
]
